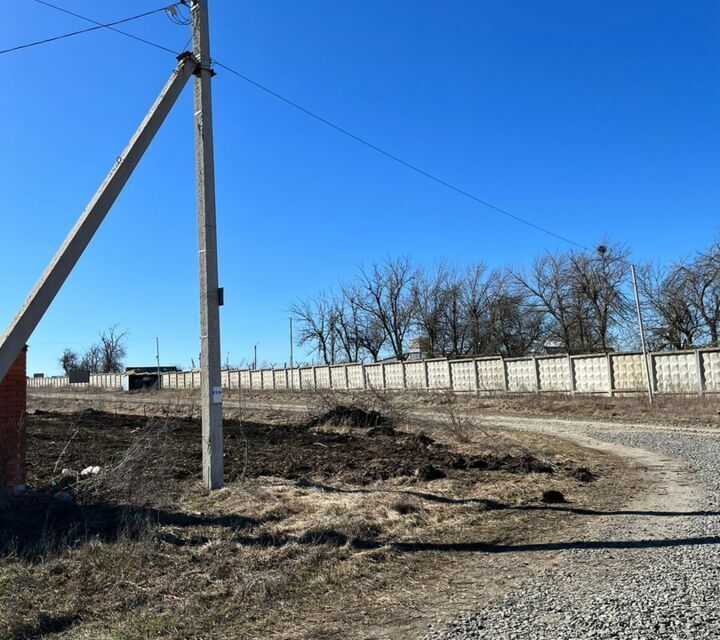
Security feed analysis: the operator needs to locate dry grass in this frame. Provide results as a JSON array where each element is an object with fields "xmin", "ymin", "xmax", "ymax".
[{"xmin": 8, "ymin": 392, "xmax": 644, "ymax": 639}]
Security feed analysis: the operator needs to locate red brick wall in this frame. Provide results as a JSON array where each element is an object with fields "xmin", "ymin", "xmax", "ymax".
[{"xmin": 0, "ymin": 347, "xmax": 27, "ymax": 496}]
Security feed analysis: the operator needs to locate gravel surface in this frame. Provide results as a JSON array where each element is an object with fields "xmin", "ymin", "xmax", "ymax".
[{"xmin": 424, "ymin": 422, "xmax": 720, "ymax": 640}]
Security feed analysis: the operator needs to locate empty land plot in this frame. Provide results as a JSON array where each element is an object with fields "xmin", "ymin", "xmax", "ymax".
[{"xmin": 1, "ymin": 402, "xmax": 641, "ymax": 639}]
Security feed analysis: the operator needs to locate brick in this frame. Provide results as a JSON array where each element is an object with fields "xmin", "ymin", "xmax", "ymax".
[{"xmin": 0, "ymin": 348, "xmax": 27, "ymax": 496}]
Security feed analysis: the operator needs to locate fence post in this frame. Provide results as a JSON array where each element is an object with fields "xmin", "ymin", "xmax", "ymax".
[
  {"xmin": 567, "ymin": 355, "xmax": 576, "ymax": 395},
  {"xmin": 423, "ymin": 359, "xmax": 430, "ymax": 391},
  {"xmin": 605, "ymin": 353, "xmax": 614, "ymax": 397},
  {"xmin": 473, "ymin": 358, "xmax": 481, "ymax": 396},
  {"xmin": 501, "ymin": 357, "xmax": 509, "ymax": 392},
  {"xmin": 381, "ymin": 362, "xmax": 387, "ymax": 390},
  {"xmin": 312, "ymin": 366, "xmax": 317, "ymax": 390},
  {"xmin": 532, "ymin": 356, "xmax": 540, "ymax": 393},
  {"xmin": 361, "ymin": 363, "xmax": 367, "ymax": 389},
  {"xmin": 401, "ymin": 361, "xmax": 407, "ymax": 390},
  {"xmin": 648, "ymin": 353, "xmax": 656, "ymax": 395},
  {"xmin": 695, "ymin": 349, "xmax": 706, "ymax": 396},
  {"xmin": 447, "ymin": 359, "xmax": 454, "ymax": 391},
  {"xmin": 344, "ymin": 364, "xmax": 350, "ymax": 390}
]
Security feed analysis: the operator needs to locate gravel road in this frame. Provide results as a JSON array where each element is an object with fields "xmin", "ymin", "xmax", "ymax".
[{"xmin": 424, "ymin": 417, "xmax": 720, "ymax": 640}]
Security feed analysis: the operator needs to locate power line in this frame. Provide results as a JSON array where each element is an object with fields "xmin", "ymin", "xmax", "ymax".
[
  {"xmin": 1, "ymin": 4, "xmax": 179, "ymax": 56},
  {"xmin": 30, "ymin": 0, "xmax": 185, "ymax": 56},
  {"xmin": 25, "ymin": 0, "xmax": 589, "ymax": 251},
  {"xmin": 213, "ymin": 60, "xmax": 588, "ymax": 250}
]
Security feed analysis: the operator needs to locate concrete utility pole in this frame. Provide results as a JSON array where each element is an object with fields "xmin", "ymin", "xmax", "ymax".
[
  {"xmin": 289, "ymin": 317, "xmax": 294, "ymax": 392},
  {"xmin": 0, "ymin": 56, "xmax": 196, "ymax": 384},
  {"xmin": 191, "ymin": 0, "xmax": 224, "ymax": 490},
  {"xmin": 631, "ymin": 264, "xmax": 654, "ymax": 404},
  {"xmin": 155, "ymin": 337, "xmax": 161, "ymax": 390}
]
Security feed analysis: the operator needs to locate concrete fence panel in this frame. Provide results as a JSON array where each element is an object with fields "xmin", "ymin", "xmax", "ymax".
[
  {"xmin": 290, "ymin": 368, "xmax": 301, "ymax": 389},
  {"xmin": 450, "ymin": 360, "xmax": 476, "ymax": 391},
  {"xmin": 506, "ymin": 359, "xmax": 536, "ymax": 392},
  {"xmin": 249, "ymin": 370, "xmax": 262, "ymax": 389},
  {"xmin": 346, "ymin": 364, "xmax": 365, "ymax": 389},
  {"xmin": 426, "ymin": 359, "xmax": 450, "ymax": 389},
  {"xmin": 384, "ymin": 362, "xmax": 404, "ymax": 389},
  {"xmin": 612, "ymin": 354, "xmax": 647, "ymax": 391},
  {"xmin": 538, "ymin": 356, "xmax": 571, "ymax": 391},
  {"xmin": 404, "ymin": 361, "xmax": 426, "ymax": 389},
  {"xmin": 365, "ymin": 363, "xmax": 383, "ymax": 389},
  {"xmin": 476, "ymin": 358, "xmax": 505, "ymax": 391},
  {"xmin": 654, "ymin": 352, "xmax": 698, "ymax": 393},
  {"xmin": 272, "ymin": 369, "xmax": 287, "ymax": 390},
  {"xmin": 702, "ymin": 351, "xmax": 720, "ymax": 392},
  {"xmin": 315, "ymin": 366, "xmax": 331, "ymax": 389},
  {"xmin": 330, "ymin": 366, "xmax": 347, "ymax": 390},
  {"xmin": 573, "ymin": 355, "xmax": 609, "ymax": 393},
  {"xmin": 299, "ymin": 368, "xmax": 314, "ymax": 390}
]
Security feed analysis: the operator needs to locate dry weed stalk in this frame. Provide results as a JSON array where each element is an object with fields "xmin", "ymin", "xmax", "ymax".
[{"xmin": 438, "ymin": 391, "xmax": 473, "ymax": 443}]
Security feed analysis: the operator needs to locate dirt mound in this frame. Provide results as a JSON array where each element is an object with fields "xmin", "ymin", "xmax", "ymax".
[
  {"xmin": 446, "ymin": 453, "xmax": 554, "ymax": 474},
  {"xmin": 571, "ymin": 467, "xmax": 597, "ymax": 482},
  {"xmin": 542, "ymin": 489, "xmax": 566, "ymax": 503},
  {"xmin": 308, "ymin": 405, "xmax": 388, "ymax": 429}
]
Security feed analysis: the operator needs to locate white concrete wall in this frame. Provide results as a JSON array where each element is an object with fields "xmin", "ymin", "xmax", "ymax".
[{"xmin": 29, "ymin": 348, "xmax": 720, "ymax": 397}]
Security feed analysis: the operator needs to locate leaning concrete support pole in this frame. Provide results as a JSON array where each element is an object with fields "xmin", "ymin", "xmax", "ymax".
[{"xmin": 0, "ymin": 56, "xmax": 197, "ymax": 383}]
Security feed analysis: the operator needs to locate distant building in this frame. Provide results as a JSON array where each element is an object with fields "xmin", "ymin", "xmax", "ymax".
[
  {"xmin": 124, "ymin": 365, "xmax": 178, "ymax": 391},
  {"xmin": 541, "ymin": 341, "xmax": 566, "ymax": 355}
]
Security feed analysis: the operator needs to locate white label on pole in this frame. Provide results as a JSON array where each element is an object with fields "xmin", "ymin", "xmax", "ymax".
[{"xmin": 212, "ymin": 386, "xmax": 222, "ymax": 404}]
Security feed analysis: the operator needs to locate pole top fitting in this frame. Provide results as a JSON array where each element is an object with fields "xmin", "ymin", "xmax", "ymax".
[
  {"xmin": 193, "ymin": 65, "xmax": 216, "ymax": 78},
  {"xmin": 176, "ymin": 50, "xmax": 195, "ymax": 64}
]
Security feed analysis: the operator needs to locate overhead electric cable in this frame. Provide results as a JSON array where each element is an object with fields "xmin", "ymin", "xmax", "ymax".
[
  {"xmin": 31, "ymin": 0, "xmax": 186, "ymax": 55},
  {"xmin": 1, "ymin": 4, "xmax": 179, "ymax": 56},
  {"xmin": 26, "ymin": 0, "xmax": 589, "ymax": 251},
  {"xmin": 213, "ymin": 60, "xmax": 588, "ymax": 250}
]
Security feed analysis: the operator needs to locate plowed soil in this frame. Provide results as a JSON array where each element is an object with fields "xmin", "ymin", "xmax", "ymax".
[{"xmin": 26, "ymin": 409, "xmax": 557, "ymax": 488}]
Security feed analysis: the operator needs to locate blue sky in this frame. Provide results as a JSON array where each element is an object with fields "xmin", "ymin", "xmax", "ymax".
[{"xmin": 2, "ymin": 1, "xmax": 719, "ymax": 375}]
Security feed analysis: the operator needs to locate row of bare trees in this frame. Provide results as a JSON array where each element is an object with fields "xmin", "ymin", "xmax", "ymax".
[
  {"xmin": 291, "ymin": 239, "xmax": 720, "ymax": 364},
  {"xmin": 59, "ymin": 325, "xmax": 128, "ymax": 374}
]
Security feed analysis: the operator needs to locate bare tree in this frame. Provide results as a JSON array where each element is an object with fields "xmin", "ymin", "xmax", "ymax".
[
  {"xmin": 98, "ymin": 325, "xmax": 128, "ymax": 373},
  {"xmin": 487, "ymin": 272, "xmax": 546, "ymax": 357},
  {"xmin": 290, "ymin": 293, "xmax": 339, "ymax": 365},
  {"xmin": 59, "ymin": 348, "xmax": 80, "ymax": 374},
  {"xmin": 80, "ymin": 343, "xmax": 102, "ymax": 374},
  {"xmin": 513, "ymin": 243, "xmax": 629, "ymax": 353},
  {"xmin": 682, "ymin": 240, "xmax": 720, "ymax": 347},
  {"xmin": 412, "ymin": 262, "xmax": 451, "ymax": 358},
  {"xmin": 459, "ymin": 264, "xmax": 494, "ymax": 355},
  {"xmin": 638, "ymin": 262, "xmax": 700, "ymax": 350},
  {"xmin": 513, "ymin": 253, "xmax": 587, "ymax": 353},
  {"xmin": 334, "ymin": 292, "xmax": 363, "ymax": 363},
  {"xmin": 356, "ymin": 257, "xmax": 417, "ymax": 360},
  {"xmin": 569, "ymin": 242, "xmax": 631, "ymax": 352}
]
